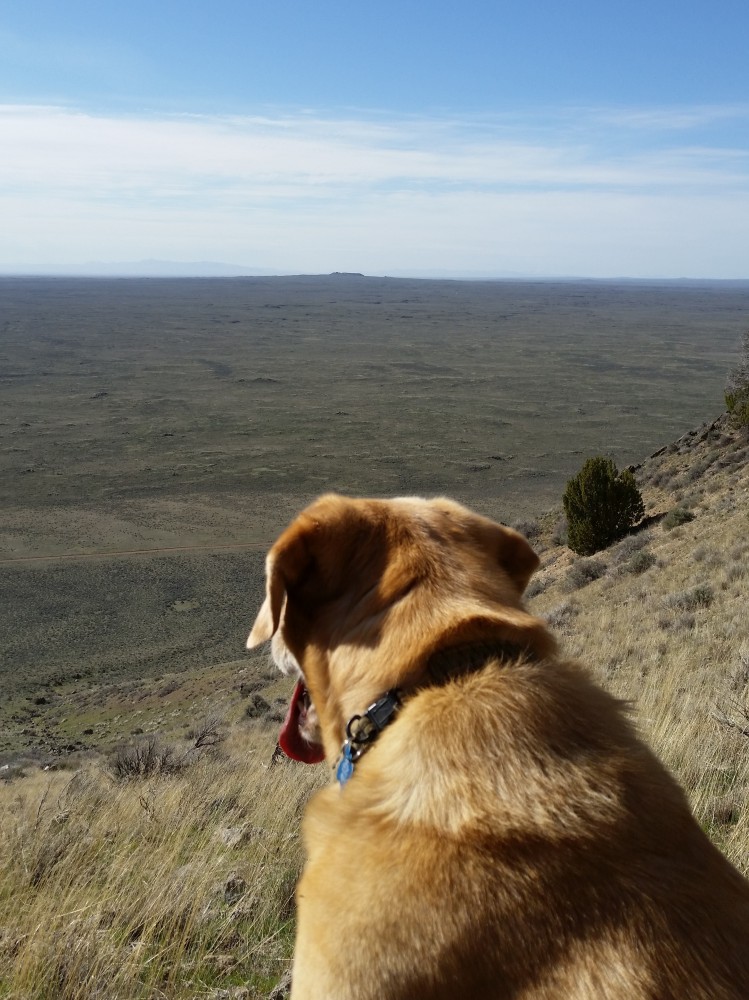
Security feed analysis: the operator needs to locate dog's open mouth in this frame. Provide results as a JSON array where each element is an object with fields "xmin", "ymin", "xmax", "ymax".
[{"xmin": 279, "ymin": 679, "xmax": 326, "ymax": 764}]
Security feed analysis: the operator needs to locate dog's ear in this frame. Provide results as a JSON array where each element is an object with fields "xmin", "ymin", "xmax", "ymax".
[
  {"xmin": 245, "ymin": 554, "xmax": 285, "ymax": 648},
  {"xmin": 246, "ymin": 513, "xmax": 316, "ymax": 649},
  {"xmin": 247, "ymin": 494, "xmax": 384, "ymax": 649},
  {"xmin": 494, "ymin": 525, "xmax": 540, "ymax": 595}
]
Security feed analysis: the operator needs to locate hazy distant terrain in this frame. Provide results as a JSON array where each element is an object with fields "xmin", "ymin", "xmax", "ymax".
[
  {"xmin": 3, "ymin": 276, "xmax": 746, "ymax": 535},
  {"xmin": 1, "ymin": 275, "xmax": 747, "ymax": 748}
]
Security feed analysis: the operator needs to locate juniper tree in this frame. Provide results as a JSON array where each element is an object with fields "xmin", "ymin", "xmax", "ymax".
[{"xmin": 563, "ymin": 456, "xmax": 645, "ymax": 556}]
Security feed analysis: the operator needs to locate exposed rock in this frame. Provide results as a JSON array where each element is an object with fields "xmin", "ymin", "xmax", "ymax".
[
  {"xmin": 215, "ymin": 825, "xmax": 266, "ymax": 848},
  {"xmin": 267, "ymin": 969, "xmax": 292, "ymax": 999},
  {"xmin": 223, "ymin": 872, "xmax": 247, "ymax": 905}
]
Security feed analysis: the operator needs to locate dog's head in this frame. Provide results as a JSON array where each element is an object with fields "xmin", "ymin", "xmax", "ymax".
[{"xmin": 247, "ymin": 494, "xmax": 554, "ymax": 765}]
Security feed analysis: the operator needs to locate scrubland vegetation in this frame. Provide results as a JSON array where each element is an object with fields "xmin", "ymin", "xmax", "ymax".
[{"xmin": 3, "ymin": 277, "xmax": 747, "ymax": 740}]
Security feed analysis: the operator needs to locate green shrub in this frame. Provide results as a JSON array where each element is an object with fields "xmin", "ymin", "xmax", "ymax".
[
  {"xmin": 564, "ymin": 557, "xmax": 607, "ymax": 591},
  {"xmin": 725, "ymin": 388, "xmax": 749, "ymax": 427},
  {"xmin": 664, "ymin": 584, "xmax": 714, "ymax": 612},
  {"xmin": 562, "ymin": 457, "xmax": 645, "ymax": 555},
  {"xmin": 551, "ymin": 517, "xmax": 568, "ymax": 546},
  {"xmin": 544, "ymin": 601, "xmax": 579, "ymax": 630},
  {"xmin": 245, "ymin": 693, "xmax": 271, "ymax": 718},
  {"xmin": 626, "ymin": 550, "xmax": 657, "ymax": 575},
  {"xmin": 725, "ymin": 331, "xmax": 749, "ymax": 427},
  {"xmin": 612, "ymin": 530, "xmax": 652, "ymax": 563},
  {"xmin": 662, "ymin": 507, "xmax": 695, "ymax": 531},
  {"xmin": 525, "ymin": 577, "xmax": 546, "ymax": 598},
  {"xmin": 511, "ymin": 518, "xmax": 541, "ymax": 541}
]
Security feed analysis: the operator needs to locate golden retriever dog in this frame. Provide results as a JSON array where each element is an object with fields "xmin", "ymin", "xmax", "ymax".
[{"xmin": 247, "ymin": 494, "xmax": 749, "ymax": 1000}]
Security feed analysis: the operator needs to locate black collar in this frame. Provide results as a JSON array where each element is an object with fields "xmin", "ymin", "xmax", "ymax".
[{"xmin": 335, "ymin": 638, "xmax": 535, "ymax": 787}]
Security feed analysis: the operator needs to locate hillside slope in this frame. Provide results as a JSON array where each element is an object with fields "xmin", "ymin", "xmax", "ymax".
[
  {"xmin": 529, "ymin": 411, "xmax": 749, "ymax": 868},
  {"xmin": 0, "ymin": 412, "xmax": 747, "ymax": 1000}
]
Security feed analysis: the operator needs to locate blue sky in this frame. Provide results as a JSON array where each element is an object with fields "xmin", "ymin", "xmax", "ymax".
[{"xmin": 1, "ymin": 0, "xmax": 748, "ymax": 277}]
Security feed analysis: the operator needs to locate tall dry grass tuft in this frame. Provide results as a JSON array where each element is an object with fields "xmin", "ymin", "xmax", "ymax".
[{"xmin": 0, "ymin": 731, "xmax": 323, "ymax": 999}]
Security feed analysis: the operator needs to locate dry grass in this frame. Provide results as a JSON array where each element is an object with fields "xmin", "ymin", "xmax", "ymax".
[{"xmin": 0, "ymin": 731, "xmax": 323, "ymax": 999}]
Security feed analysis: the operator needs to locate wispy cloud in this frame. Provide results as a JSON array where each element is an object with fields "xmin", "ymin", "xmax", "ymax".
[
  {"xmin": 586, "ymin": 104, "xmax": 749, "ymax": 132},
  {"xmin": 1, "ymin": 104, "xmax": 748, "ymax": 276}
]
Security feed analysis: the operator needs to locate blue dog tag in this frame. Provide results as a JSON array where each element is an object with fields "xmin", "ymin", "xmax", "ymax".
[{"xmin": 336, "ymin": 743, "xmax": 355, "ymax": 786}]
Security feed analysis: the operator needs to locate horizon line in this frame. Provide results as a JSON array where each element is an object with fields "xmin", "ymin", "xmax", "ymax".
[{"xmin": 1, "ymin": 264, "xmax": 748, "ymax": 285}]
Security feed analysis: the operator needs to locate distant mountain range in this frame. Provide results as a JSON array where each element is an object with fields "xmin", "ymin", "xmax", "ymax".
[{"xmin": 1, "ymin": 261, "xmax": 747, "ymax": 283}]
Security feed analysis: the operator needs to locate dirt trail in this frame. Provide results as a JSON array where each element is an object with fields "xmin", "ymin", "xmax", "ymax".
[{"xmin": 0, "ymin": 540, "xmax": 268, "ymax": 565}]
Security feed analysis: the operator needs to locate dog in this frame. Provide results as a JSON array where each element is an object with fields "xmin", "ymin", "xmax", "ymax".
[{"xmin": 247, "ymin": 494, "xmax": 749, "ymax": 1000}]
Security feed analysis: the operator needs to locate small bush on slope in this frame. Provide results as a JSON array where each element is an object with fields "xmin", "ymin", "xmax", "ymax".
[
  {"xmin": 563, "ymin": 456, "xmax": 645, "ymax": 555},
  {"xmin": 625, "ymin": 549, "xmax": 657, "ymax": 575},
  {"xmin": 725, "ymin": 330, "xmax": 749, "ymax": 427},
  {"xmin": 563, "ymin": 557, "xmax": 608, "ymax": 591},
  {"xmin": 663, "ymin": 507, "xmax": 695, "ymax": 531}
]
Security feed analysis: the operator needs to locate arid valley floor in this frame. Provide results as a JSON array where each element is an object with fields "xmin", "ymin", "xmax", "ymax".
[{"xmin": 2, "ymin": 275, "xmax": 747, "ymax": 757}]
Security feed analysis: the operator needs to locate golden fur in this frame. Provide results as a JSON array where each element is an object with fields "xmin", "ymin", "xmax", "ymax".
[{"xmin": 248, "ymin": 494, "xmax": 749, "ymax": 1000}]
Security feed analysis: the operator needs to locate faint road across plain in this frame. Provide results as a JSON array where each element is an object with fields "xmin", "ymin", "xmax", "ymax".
[{"xmin": 0, "ymin": 541, "xmax": 269, "ymax": 565}]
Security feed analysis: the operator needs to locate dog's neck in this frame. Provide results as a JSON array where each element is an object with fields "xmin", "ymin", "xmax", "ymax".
[
  {"xmin": 335, "ymin": 637, "xmax": 537, "ymax": 787},
  {"xmin": 424, "ymin": 637, "xmax": 537, "ymax": 688}
]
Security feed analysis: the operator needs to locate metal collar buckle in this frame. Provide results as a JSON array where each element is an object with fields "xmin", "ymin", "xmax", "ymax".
[{"xmin": 336, "ymin": 690, "xmax": 401, "ymax": 787}]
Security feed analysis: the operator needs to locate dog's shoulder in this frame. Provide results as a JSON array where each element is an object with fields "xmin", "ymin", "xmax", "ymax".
[{"xmin": 308, "ymin": 655, "xmax": 682, "ymax": 843}]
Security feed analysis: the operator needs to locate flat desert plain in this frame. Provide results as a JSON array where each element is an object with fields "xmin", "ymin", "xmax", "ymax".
[{"xmin": 1, "ymin": 275, "xmax": 747, "ymax": 753}]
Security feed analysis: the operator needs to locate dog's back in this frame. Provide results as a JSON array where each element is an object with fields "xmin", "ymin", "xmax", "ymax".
[{"xmin": 296, "ymin": 656, "xmax": 749, "ymax": 1000}]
